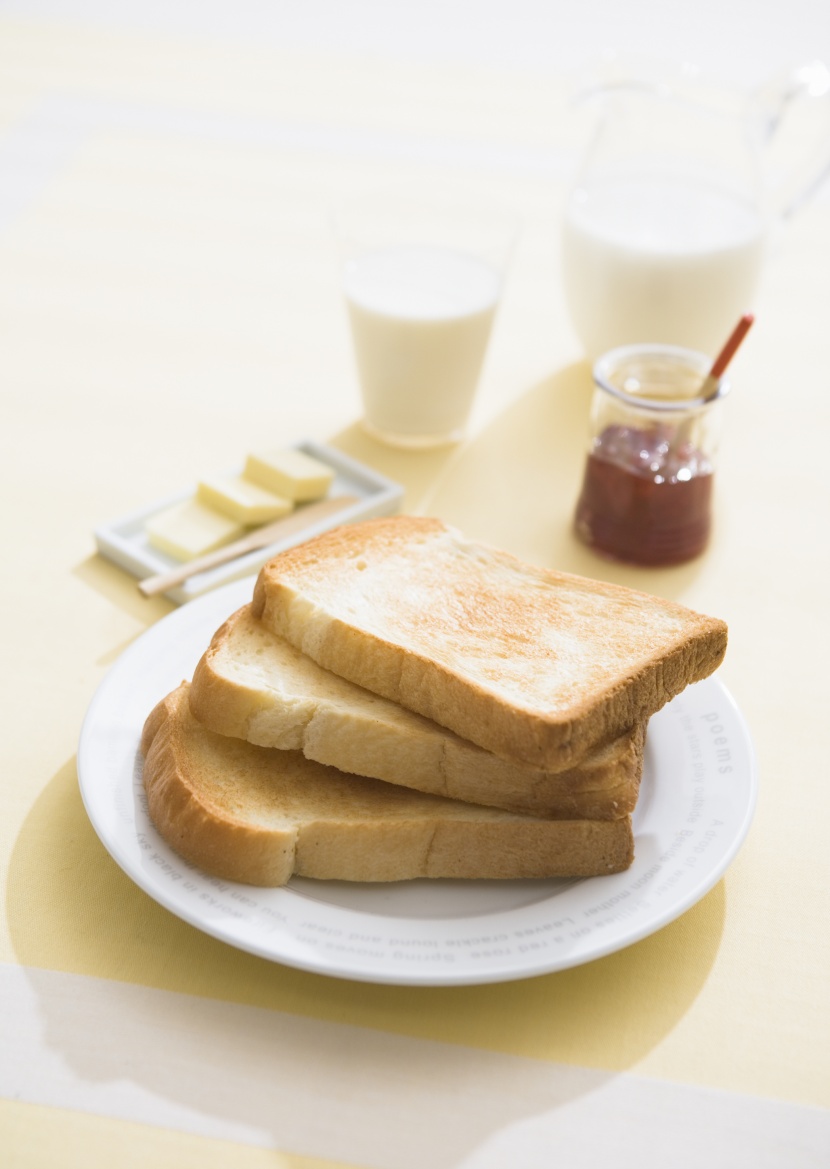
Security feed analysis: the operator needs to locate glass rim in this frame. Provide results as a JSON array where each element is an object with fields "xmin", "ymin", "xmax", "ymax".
[{"xmin": 592, "ymin": 343, "xmax": 731, "ymax": 413}]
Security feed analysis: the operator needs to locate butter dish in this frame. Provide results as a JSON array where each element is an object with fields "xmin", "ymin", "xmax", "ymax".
[{"xmin": 94, "ymin": 440, "xmax": 404, "ymax": 604}]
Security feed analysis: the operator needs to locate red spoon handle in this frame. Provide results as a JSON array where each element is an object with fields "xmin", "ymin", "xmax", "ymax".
[{"xmin": 710, "ymin": 312, "xmax": 755, "ymax": 379}]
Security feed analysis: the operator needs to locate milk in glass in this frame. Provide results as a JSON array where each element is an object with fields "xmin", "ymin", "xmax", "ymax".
[{"xmin": 344, "ymin": 245, "xmax": 501, "ymax": 446}]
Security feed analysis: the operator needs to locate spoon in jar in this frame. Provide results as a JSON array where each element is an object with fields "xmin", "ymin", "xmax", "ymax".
[
  {"xmin": 700, "ymin": 312, "xmax": 755, "ymax": 400},
  {"xmin": 668, "ymin": 311, "xmax": 754, "ymax": 462}
]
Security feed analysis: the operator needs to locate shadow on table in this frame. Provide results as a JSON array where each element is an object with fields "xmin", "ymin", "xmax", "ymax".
[
  {"xmin": 7, "ymin": 756, "xmax": 727, "ymax": 1168},
  {"xmin": 72, "ymin": 552, "xmax": 176, "ymax": 664}
]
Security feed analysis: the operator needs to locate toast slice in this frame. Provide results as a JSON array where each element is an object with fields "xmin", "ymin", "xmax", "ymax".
[
  {"xmin": 252, "ymin": 516, "xmax": 727, "ymax": 771},
  {"xmin": 141, "ymin": 684, "xmax": 635, "ymax": 886},
  {"xmin": 189, "ymin": 605, "xmax": 644, "ymax": 819}
]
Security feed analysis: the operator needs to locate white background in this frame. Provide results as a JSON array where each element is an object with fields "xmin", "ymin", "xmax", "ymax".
[{"xmin": 0, "ymin": 0, "xmax": 828, "ymax": 88}]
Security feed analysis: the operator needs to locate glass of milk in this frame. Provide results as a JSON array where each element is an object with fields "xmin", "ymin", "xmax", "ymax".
[
  {"xmin": 561, "ymin": 58, "xmax": 830, "ymax": 360},
  {"xmin": 336, "ymin": 193, "xmax": 518, "ymax": 448}
]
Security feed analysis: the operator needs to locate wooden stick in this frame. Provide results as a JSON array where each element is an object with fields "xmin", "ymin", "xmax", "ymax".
[
  {"xmin": 699, "ymin": 312, "xmax": 755, "ymax": 399},
  {"xmin": 138, "ymin": 494, "xmax": 360, "ymax": 598},
  {"xmin": 710, "ymin": 312, "xmax": 755, "ymax": 380}
]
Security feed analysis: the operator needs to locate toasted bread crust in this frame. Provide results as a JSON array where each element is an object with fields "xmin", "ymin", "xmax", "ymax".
[
  {"xmin": 141, "ymin": 686, "xmax": 298, "ymax": 885},
  {"xmin": 252, "ymin": 516, "xmax": 727, "ymax": 770},
  {"xmin": 190, "ymin": 605, "xmax": 643, "ymax": 818},
  {"xmin": 141, "ymin": 684, "xmax": 635, "ymax": 885}
]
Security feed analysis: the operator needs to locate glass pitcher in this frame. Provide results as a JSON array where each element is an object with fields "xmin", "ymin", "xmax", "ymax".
[{"xmin": 562, "ymin": 58, "xmax": 830, "ymax": 359}]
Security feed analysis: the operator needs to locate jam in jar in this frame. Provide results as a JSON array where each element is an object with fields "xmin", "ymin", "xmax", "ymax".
[{"xmin": 574, "ymin": 344, "xmax": 729, "ymax": 567}]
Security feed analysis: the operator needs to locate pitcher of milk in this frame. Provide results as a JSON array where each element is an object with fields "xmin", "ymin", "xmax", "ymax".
[{"xmin": 562, "ymin": 58, "xmax": 830, "ymax": 359}]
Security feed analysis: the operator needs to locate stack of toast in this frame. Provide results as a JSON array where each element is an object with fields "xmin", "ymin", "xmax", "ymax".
[{"xmin": 141, "ymin": 516, "xmax": 728, "ymax": 886}]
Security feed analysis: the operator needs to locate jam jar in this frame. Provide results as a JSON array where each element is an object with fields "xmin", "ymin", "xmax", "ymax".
[{"xmin": 574, "ymin": 344, "xmax": 729, "ymax": 567}]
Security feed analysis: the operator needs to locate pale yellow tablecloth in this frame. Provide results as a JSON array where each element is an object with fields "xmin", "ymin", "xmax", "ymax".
[{"xmin": 2, "ymin": 16, "xmax": 829, "ymax": 1168}]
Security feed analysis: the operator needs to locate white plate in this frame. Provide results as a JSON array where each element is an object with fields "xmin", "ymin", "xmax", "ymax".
[
  {"xmin": 94, "ymin": 439, "xmax": 404, "ymax": 604},
  {"xmin": 78, "ymin": 578, "xmax": 757, "ymax": 986}
]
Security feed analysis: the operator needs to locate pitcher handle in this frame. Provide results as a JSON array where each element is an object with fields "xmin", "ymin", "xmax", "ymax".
[{"xmin": 754, "ymin": 60, "xmax": 830, "ymax": 220}]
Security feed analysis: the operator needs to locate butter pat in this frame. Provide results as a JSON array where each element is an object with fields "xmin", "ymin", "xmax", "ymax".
[
  {"xmin": 197, "ymin": 474, "xmax": 293, "ymax": 525},
  {"xmin": 145, "ymin": 499, "xmax": 245, "ymax": 561},
  {"xmin": 245, "ymin": 448, "xmax": 334, "ymax": 502}
]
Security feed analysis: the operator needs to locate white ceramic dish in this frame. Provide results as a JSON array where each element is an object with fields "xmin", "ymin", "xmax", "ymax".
[
  {"xmin": 78, "ymin": 578, "xmax": 757, "ymax": 986},
  {"xmin": 94, "ymin": 440, "xmax": 404, "ymax": 604}
]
